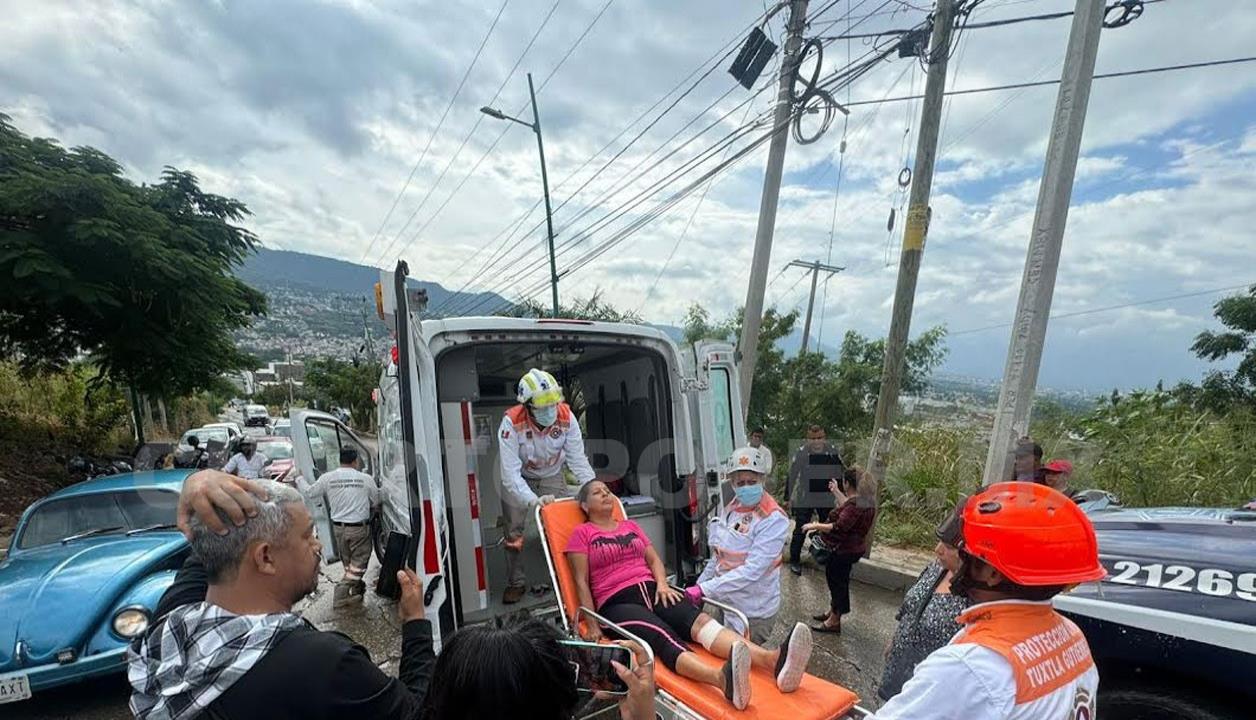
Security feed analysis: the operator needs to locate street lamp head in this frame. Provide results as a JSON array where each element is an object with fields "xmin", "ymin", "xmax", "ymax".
[{"xmin": 480, "ymin": 106, "xmax": 507, "ymax": 120}]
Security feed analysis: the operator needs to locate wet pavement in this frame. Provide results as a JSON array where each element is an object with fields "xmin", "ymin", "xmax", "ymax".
[{"xmin": 8, "ymin": 559, "xmax": 902, "ymax": 719}]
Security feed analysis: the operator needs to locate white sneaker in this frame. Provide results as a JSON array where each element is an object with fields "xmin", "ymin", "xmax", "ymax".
[
  {"xmin": 722, "ymin": 640, "xmax": 752, "ymax": 710},
  {"xmin": 775, "ymin": 622, "xmax": 813, "ymax": 693}
]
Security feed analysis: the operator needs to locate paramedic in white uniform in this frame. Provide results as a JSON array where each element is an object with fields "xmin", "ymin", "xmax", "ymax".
[
  {"xmin": 498, "ymin": 368, "xmax": 595, "ymax": 604},
  {"xmin": 685, "ymin": 446, "xmax": 789, "ymax": 643},
  {"xmin": 873, "ymin": 482, "xmax": 1106, "ymax": 720}
]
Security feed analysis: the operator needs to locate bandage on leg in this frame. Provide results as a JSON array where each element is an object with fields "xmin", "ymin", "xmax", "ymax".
[{"xmin": 695, "ymin": 618, "xmax": 723, "ymax": 651}]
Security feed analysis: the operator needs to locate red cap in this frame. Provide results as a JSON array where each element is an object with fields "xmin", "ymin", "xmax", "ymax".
[
  {"xmin": 961, "ymin": 482, "xmax": 1105, "ymax": 586},
  {"xmin": 1043, "ymin": 459, "xmax": 1073, "ymax": 475}
]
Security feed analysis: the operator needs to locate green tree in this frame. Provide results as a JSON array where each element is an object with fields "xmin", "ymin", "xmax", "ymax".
[
  {"xmin": 1187, "ymin": 284, "xmax": 1256, "ymax": 410},
  {"xmin": 304, "ymin": 357, "xmax": 382, "ymax": 431},
  {"xmin": 0, "ymin": 115, "xmax": 265, "ymax": 444},
  {"xmin": 505, "ymin": 289, "xmax": 644, "ymax": 324}
]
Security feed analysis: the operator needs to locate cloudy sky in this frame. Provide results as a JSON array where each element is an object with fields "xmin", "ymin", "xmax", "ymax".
[{"xmin": 5, "ymin": 0, "xmax": 1255, "ymax": 391}]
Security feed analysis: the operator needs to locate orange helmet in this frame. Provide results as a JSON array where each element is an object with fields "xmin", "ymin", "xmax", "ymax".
[{"xmin": 959, "ymin": 482, "xmax": 1106, "ymax": 586}]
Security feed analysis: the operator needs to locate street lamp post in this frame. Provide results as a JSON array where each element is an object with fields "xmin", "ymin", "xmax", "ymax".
[{"xmin": 481, "ymin": 72, "xmax": 559, "ymax": 317}]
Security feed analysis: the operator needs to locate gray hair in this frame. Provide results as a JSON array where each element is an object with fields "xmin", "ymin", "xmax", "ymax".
[{"xmin": 189, "ymin": 479, "xmax": 306, "ymax": 582}]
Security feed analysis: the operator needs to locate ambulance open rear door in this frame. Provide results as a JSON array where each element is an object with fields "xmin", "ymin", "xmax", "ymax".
[{"xmin": 691, "ymin": 341, "xmax": 746, "ymax": 513}]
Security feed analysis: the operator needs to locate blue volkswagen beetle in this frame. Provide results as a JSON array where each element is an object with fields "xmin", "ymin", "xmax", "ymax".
[{"xmin": 0, "ymin": 469, "xmax": 191, "ymax": 705}]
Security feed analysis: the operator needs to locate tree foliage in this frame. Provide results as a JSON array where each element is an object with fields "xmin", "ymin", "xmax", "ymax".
[
  {"xmin": 1186, "ymin": 284, "xmax": 1256, "ymax": 410},
  {"xmin": 304, "ymin": 357, "xmax": 382, "ymax": 430},
  {"xmin": 0, "ymin": 114, "xmax": 266, "ymax": 402},
  {"xmin": 504, "ymin": 288, "xmax": 644, "ymax": 324},
  {"xmin": 681, "ymin": 302, "xmax": 948, "ymax": 472}
]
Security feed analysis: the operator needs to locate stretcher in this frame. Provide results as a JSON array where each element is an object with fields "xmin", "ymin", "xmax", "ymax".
[{"xmin": 537, "ymin": 498, "xmax": 866, "ymax": 720}]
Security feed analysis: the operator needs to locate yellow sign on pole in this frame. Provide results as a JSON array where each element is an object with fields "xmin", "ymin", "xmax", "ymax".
[{"xmin": 903, "ymin": 205, "xmax": 932, "ymax": 251}]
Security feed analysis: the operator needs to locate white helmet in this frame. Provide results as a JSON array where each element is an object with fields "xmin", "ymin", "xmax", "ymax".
[
  {"xmin": 729, "ymin": 446, "xmax": 770, "ymax": 476},
  {"xmin": 516, "ymin": 368, "xmax": 563, "ymax": 407}
]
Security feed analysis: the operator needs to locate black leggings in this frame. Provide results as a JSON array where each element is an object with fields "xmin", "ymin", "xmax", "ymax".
[
  {"xmin": 597, "ymin": 580, "xmax": 702, "ymax": 671},
  {"xmin": 825, "ymin": 552, "xmax": 862, "ymax": 615}
]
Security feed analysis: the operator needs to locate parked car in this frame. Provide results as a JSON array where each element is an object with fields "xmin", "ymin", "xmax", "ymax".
[
  {"xmin": 203, "ymin": 421, "xmax": 244, "ymax": 441},
  {"xmin": 1057, "ymin": 506, "xmax": 1256, "ymax": 720},
  {"xmin": 0, "ymin": 470, "xmax": 192, "ymax": 703},
  {"xmin": 255, "ymin": 437, "xmax": 295, "ymax": 482},
  {"xmin": 242, "ymin": 404, "xmax": 270, "ymax": 428},
  {"xmin": 271, "ymin": 418, "xmax": 292, "ymax": 438}
]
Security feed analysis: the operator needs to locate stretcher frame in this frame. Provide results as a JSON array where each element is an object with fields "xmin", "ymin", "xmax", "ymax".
[{"xmin": 536, "ymin": 498, "xmax": 870, "ymax": 719}]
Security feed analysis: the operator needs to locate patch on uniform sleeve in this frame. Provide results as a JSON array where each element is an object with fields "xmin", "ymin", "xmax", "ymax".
[{"xmin": 501, "ymin": 429, "xmax": 510, "ymax": 439}]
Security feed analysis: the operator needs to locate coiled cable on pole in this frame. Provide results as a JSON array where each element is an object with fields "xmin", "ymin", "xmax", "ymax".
[{"xmin": 790, "ymin": 36, "xmax": 847, "ymax": 144}]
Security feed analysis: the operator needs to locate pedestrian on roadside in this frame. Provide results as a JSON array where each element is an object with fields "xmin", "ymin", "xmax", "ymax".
[
  {"xmin": 221, "ymin": 436, "xmax": 267, "ymax": 480},
  {"xmin": 804, "ymin": 468, "xmax": 876, "ymax": 635},
  {"xmin": 876, "ymin": 500, "xmax": 972, "ymax": 702},
  {"xmin": 297, "ymin": 446, "xmax": 379, "ymax": 603},
  {"xmin": 1009, "ymin": 436, "xmax": 1045, "ymax": 484},
  {"xmin": 786, "ymin": 425, "xmax": 845, "ymax": 575},
  {"xmin": 748, "ymin": 427, "xmax": 774, "ymax": 474},
  {"xmin": 1041, "ymin": 459, "xmax": 1075, "ymax": 498}
]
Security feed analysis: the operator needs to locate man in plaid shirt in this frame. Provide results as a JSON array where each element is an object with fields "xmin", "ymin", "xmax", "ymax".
[{"xmin": 128, "ymin": 472, "xmax": 432, "ymax": 720}]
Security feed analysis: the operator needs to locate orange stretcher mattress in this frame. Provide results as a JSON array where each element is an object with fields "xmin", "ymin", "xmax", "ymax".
[{"xmin": 538, "ymin": 499, "xmax": 860, "ymax": 719}]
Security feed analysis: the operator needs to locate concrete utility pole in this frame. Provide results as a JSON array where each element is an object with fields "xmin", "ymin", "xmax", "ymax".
[
  {"xmin": 788, "ymin": 259, "xmax": 845, "ymax": 352},
  {"xmin": 738, "ymin": 0, "xmax": 809, "ymax": 415},
  {"xmin": 981, "ymin": 0, "xmax": 1104, "ymax": 486},
  {"xmin": 865, "ymin": 0, "xmax": 958, "ymax": 493}
]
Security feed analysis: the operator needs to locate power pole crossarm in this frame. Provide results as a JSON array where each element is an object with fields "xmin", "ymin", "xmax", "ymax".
[
  {"xmin": 865, "ymin": 0, "xmax": 958, "ymax": 499},
  {"xmin": 738, "ymin": 0, "xmax": 810, "ymax": 415},
  {"xmin": 981, "ymin": 0, "xmax": 1105, "ymax": 486},
  {"xmin": 788, "ymin": 259, "xmax": 845, "ymax": 352}
]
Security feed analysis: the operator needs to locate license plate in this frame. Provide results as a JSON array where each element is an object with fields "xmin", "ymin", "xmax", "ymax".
[{"xmin": 0, "ymin": 673, "xmax": 32, "ymax": 704}]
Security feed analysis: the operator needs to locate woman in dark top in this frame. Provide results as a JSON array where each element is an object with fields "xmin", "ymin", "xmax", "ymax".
[
  {"xmin": 876, "ymin": 499, "xmax": 972, "ymax": 702},
  {"xmin": 803, "ymin": 469, "xmax": 876, "ymax": 634}
]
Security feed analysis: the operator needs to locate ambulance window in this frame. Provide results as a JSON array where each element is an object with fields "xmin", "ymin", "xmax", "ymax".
[
  {"xmin": 710, "ymin": 367, "xmax": 735, "ymax": 463},
  {"xmin": 305, "ymin": 420, "xmax": 340, "ymax": 475}
]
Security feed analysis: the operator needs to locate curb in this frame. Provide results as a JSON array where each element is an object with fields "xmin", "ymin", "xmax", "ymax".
[{"xmin": 852, "ymin": 558, "xmax": 920, "ymax": 592}]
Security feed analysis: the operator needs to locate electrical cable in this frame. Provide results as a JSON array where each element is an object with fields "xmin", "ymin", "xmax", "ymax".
[
  {"xmin": 369, "ymin": 0, "xmax": 563, "ymax": 267},
  {"xmin": 839, "ymin": 56, "xmax": 1256, "ymax": 107},
  {"xmin": 432, "ymin": 3, "xmax": 779, "ymax": 315},
  {"xmin": 950, "ymin": 284, "xmax": 1255, "ymax": 337},
  {"xmin": 358, "ymin": 0, "xmax": 510, "ymax": 264}
]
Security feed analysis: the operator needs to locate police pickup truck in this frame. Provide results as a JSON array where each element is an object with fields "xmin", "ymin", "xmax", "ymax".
[{"xmin": 1056, "ymin": 506, "xmax": 1255, "ymax": 720}]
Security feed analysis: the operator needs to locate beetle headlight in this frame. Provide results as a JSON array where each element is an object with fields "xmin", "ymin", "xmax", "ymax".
[{"xmin": 112, "ymin": 608, "xmax": 150, "ymax": 638}]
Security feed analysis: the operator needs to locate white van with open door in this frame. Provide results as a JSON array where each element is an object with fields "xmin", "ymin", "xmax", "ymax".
[{"xmin": 295, "ymin": 263, "xmax": 748, "ymax": 648}]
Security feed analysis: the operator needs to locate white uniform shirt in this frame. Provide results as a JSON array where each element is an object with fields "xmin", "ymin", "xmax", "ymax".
[
  {"xmin": 696, "ymin": 497, "xmax": 789, "ymax": 631},
  {"xmin": 222, "ymin": 452, "xmax": 269, "ymax": 480},
  {"xmin": 298, "ymin": 467, "xmax": 379, "ymax": 524},
  {"xmin": 875, "ymin": 601, "xmax": 1100, "ymax": 720},
  {"xmin": 498, "ymin": 404, "xmax": 595, "ymax": 506}
]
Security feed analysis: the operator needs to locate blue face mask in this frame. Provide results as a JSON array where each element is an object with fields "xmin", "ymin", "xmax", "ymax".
[
  {"xmin": 734, "ymin": 484, "xmax": 763, "ymax": 507},
  {"xmin": 532, "ymin": 404, "xmax": 559, "ymax": 428}
]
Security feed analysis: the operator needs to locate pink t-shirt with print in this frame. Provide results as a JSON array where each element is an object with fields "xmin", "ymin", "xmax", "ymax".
[{"xmin": 565, "ymin": 520, "xmax": 656, "ymax": 608}]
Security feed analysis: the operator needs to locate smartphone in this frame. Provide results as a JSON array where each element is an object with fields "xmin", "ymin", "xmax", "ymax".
[{"xmin": 558, "ymin": 640, "xmax": 633, "ymax": 695}]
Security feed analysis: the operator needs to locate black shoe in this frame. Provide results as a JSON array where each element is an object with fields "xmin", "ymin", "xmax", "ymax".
[{"xmin": 789, "ymin": 563, "xmax": 803, "ymax": 576}]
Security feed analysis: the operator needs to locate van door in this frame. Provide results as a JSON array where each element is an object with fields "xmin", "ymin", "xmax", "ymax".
[
  {"xmin": 378, "ymin": 263, "xmax": 453, "ymax": 647},
  {"xmin": 691, "ymin": 341, "xmax": 746, "ymax": 510},
  {"xmin": 288, "ymin": 409, "xmax": 352, "ymax": 564}
]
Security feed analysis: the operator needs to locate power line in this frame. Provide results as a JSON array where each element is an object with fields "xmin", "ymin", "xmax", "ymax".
[
  {"xmin": 840, "ymin": 56, "xmax": 1256, "ymax": 107},
  {"xmin": 447, "ymin": 4, "xmax": 907, "ymax": 315},
  {"xmin": 431, "ymin": 2, "xmax": 773, "ymax": 316},
  {"xmin": 369, "ymin": 0, "xmax": 564, "ymax": 267},
  {"xmin": 950, "ymin": 284, "xmax": 1255, "ymax": 337},
  {"xmin": 358, "ymin": 0, "xmax": 510, "ymax": 263}
]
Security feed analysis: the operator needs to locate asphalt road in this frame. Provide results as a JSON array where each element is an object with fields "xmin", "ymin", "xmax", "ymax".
[{"xmin": 8, "ymin": 561, "xmax": 901, "ymax": 719}]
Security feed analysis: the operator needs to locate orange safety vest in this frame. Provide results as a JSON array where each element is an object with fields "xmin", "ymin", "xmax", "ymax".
[{"xmin": 952, "ymin": 601, "xmax": 1096, "ymax": 705}]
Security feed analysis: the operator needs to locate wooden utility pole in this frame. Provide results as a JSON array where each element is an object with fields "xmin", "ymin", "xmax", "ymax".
[
  {"xmin": 865, "ymin": 0, "xmax": 958, "ymax": 494},
  {"xmin": 788, "ymin": 259, "xmax": 845, "ymax": 352},
  {"xmin": 738, "ymin": 0, "xmax": 810, "ymax": 415},
  {"xmin": 982, "ymin": 0, "xmax": 1105, "ymax": 485}
]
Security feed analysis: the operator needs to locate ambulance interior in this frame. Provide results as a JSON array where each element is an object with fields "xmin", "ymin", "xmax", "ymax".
[{"xmin": 435, "ymin": 339, "xmax": 689, "ymax": 624}]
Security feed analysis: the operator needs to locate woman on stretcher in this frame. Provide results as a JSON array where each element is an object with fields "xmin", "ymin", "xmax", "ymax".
[{"xmin": 567, "ymin": 481, "xmax": 814, "ymax": 710}]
